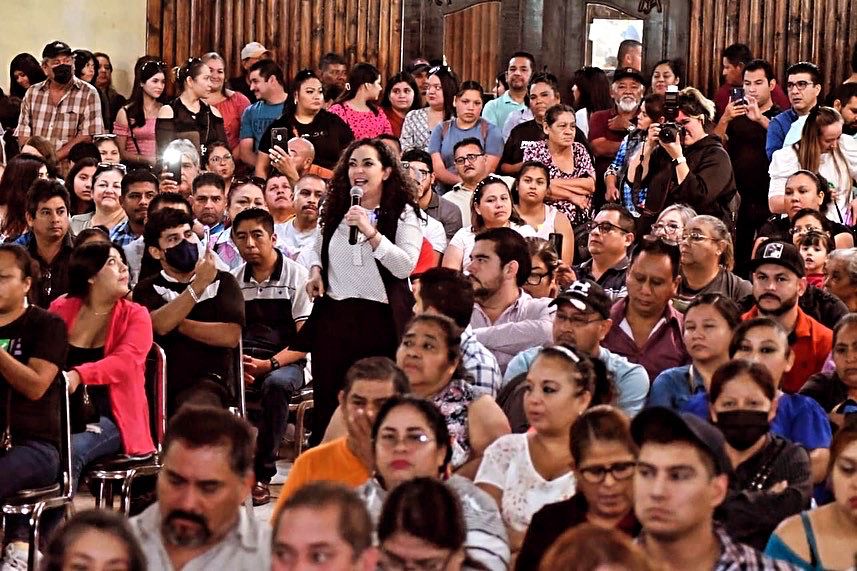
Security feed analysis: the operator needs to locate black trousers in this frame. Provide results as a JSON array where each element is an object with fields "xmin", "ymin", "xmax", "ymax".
[{"xmin": 303, "ymin": 297, "xmax": 397, "ymax": 445}]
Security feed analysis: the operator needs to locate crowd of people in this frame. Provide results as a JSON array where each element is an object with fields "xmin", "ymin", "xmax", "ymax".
[{"xmin": 0, "ymin": 32, "xmax": 856, "ymax": 571}]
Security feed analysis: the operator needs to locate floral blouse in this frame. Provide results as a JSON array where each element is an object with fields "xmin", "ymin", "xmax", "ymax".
[
  {"xmin": 523, "ymin": 140, "xmax": 595, "ymax": 227},
  {"xmin": 431, "ymin": 377, "xmax": 477, "ymax": 469},
  {"xmin": 400, "ymin": 108, "xmax": 431, "ymax": 152}
]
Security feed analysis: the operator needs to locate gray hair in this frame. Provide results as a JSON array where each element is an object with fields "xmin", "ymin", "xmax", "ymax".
[
  {"xmin": 163, "ymin": 139, "xmax": 200, "ymax": 168},
  {"xmin": 657, "ymin": 203, "xmax": 697, "ymax": 228},
  {"xmin": 827, "ymin": 247, "xmax": 857, "ymax": 283},
  {"xmin": 691, "ymin": 214, "xmax": 735, "ymax": 271}
]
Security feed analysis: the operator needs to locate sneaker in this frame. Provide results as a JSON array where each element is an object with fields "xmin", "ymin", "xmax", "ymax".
[
  {"xmin": 251, "ymin": 481, "xmax": 271, "ymax": 506},
  {"xmin": 1, "ymin": 542, "xmax": 29, "ymax": 571}
]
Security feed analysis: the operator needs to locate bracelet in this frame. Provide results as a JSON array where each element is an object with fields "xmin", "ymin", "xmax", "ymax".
[{"xmin": 187, "ymin": 284, "xmax": 200, "ymax": 303}]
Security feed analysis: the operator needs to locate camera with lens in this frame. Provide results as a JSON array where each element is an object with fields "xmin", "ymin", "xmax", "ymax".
[{"xmin": 658, "ymin": 85, "xmax": 683, "ymax": 144}]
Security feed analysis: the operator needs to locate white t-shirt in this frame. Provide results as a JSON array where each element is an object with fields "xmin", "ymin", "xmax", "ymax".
[
  {"xmin": 475, "ymin": 433, "xmax": 576, "ymax": 532},
  {"xmin": 276, "ymin": 219, "xmax": 320, "ymax": 259}
]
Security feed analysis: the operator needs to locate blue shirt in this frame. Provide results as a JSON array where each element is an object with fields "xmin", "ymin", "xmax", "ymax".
[
  {"xmin": 682, "ymin": 392, "xmax": 832, "ymax": 450},
  {"xmin": 504, "ymin": 345, "xmax": 650, "ymax": 417},
  {"xmin": 240, "ymin": 100, "xmax": 286, "ymax": 149},
  {"xmin": 648, "ymin": 365, "xmax": 706, "ymax": 412},
  {"xmin": 766, "ymin": 108, "xmax": 799, "ymax": 160},
  {"xmin": 428, "ymin": 118, "xmax": 504, "ymax": 175},
  {"xmin": 482, "ymin": 92, "xmax": 526, "ymax": 131}
]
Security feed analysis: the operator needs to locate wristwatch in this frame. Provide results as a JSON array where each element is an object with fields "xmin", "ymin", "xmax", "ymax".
[
  {"xmin": 672, "ymin": 156, "xmax": 687, "ymax": 166},
  {"xmin": 269, "ymin": 357, "xmax": 281, "ymax": 371}
]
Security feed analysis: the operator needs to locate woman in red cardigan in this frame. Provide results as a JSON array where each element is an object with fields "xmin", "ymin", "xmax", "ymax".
[{"xmin": 50, "ymin": 242, "xmax": 155, "ymax": 489}]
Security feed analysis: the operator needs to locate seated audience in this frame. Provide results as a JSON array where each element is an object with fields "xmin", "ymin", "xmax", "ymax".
[
  {"xmin": 823, "ymin": 247, "xmax": 857, "ymax": 312},
  {"xmin": 0, "ymin": 154, "xmax": 49, "ymax": 242},
  {"xmin": 24, "ymin": 179, "xmax": 73, "ymax": 307},
  {"xmin": 402, "ymin": 148, "xmax": 462, "ymax": 241},
  {"xmin": 191, "ymin": 172, "xmax": 227, "ymax": 240},
  {"xmin": 70, "ymin": 162, "xmax": 128, "ymax": 235},
  {"xmin": 441, "ymin": 138, "xmax": 490, "ymax": 229},
  {"xmin": 649, "ymin": 294, "xmax": 741, "ymax": 412},
  {"xmin": 523, "ymin": 238, "xmax": 562, "ymax": 299},
  {"xmin": 94, "ymin": 134, "xmax": 122, "ymax": 165},
  {"xmin": 602, "ymin": 236, "xmax": 689, "ymax": 381},
  {"xmin": 229, "ymin": 208, "xmax": 310, "ymax": 505},
  {"xmin": 357, "ymin": 395, "xmax": 510, "ymax": 571},
  {"xmin": 264, "ymin": 173, "xmax": 294, "ymax": 232},
  {"xmin": 50, "ymin": 242, "xmax": 155, "ymax": 489},
  {"xmin": 505, "ymin": 280, "xmax": 649, "ymax": 417},
  {"xmin": 400, "ymin": 65, "xmax": 458, "ymax": 153},
  {"xmin": 801, "ymin": 314, "xmax": 857, "ymax": 429},
  {"xmin": 159, "ymin": 138, "xmax": 201, "ymax": 197},
  {"xmin": 674, "ymin": 215, "xmax": 752, "ymax": 312},
  {"xmin": 41, "ymin": 509, "xmax": 147, "ymax": 571},
  {"xmin": 476, "ymin": 345, "xmax": 594, "ymax": 553},
  {"xmin": 213, "ymin": 177, "xmax": 267, "ymax": 269},
  {"xmin": 133, "ymin": 208, "xmax": 244, "ymax": 412},
  {"xmin": 513, "ymin": 161, "xmax": 575, "ymax": 265},
  {"xmin": 271, "ymin": 481, "xmax": 377, "ymax": 571},
  {"xmin": 380, "ymin": 71, "xmax": 421, "ymax": 138},
  {"xmin": 573, "ymin": 203, "xmax": 635, "ymax": 301},
  {"xmin": 765, "ymin": 61, "xmax": 823, "ymax": 160},
  {"xmin": 204, "ymin": 141, "xmax": 236, "ymax": 193},
  {"xmin": 268, "ymin": 136, "xmax": 333, "ymax": 186},
  {"xmin": 765, "ymin": 419, "xmax": 857, "ymax": 570},
  {"xmin": 536, "ymin": 524, "xmax": 656, "ymax": 571},
  {"xmin": 482, "ymin": 53, "xmax": 534, "ymax": 130},
  {"xmin": 744, "ymin": 239, "xmax": 833, "ymax": 393},
  {"xmin": 631, "ymin": 407, "xmax": 795, "ymax": 570},
  {"xmin": 650, "ymin": 203, "xmax": 697, "ymax": 244},
  {"xmin": 518, "ymin": 407, "xmax": 642, "ymax": 571},
  {"xmin": 110, "ymin": 169, "xmax": 159, "ymax": 248},
  {"xmin": 709, "ymin": 359, "xmax": 812, "ymax": 550},
  {"xmin": 129, "ymin": 406, "xmax": 270, "ymax": 569},
  {"xmin": 328, "ymin": 63, "xmax": 393, "ymax": 139},
  {"xmin": 276, "ymin": 174, "xmax": 325, "ymax": 262},
  {"xmin": 396, "ymin": 314, "xmax": 510, "ymax": 476}
]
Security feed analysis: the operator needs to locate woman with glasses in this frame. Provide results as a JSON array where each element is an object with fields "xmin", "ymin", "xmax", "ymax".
[
  {"xmin": 476, "ymin": 346, "xmax": 595, "ymax": 556},
  {"xmin": 642, "ymin": 88, "xmax": 737, "ymax": 231},
  {"xmin": 401, "ymin": 66, "xmax": 459, "ymax": 153},
  {"xmin": 204, "ymin": 141, "xmax": 235, "ymax": 191},
  {"xmin": 756, "ymin": 171, "xmax": 854, "ymax": 254},
  {"xmin": 201, "ymin": 52, "xmax": 250, "ymax": 155},
  {"xmin": 257, "ymin": 69, "xmax": 353, "ymax": 174},
  {"xmin": 358, "ymin": 395, "xmax": 510, "ymax": 571},
  {"xmin": 522, "ymin": 104, "xmax": 595, "ymax": 229},
  {"xmin": 329, "ymin": 63, "xmax": 393, "ymax": 140},
  {"xmin": 516, "ymin": 406, "xmax": 640, "ymax": 571},
  {"xmin": 674, "ymin": 215, "xmax": 752, "ymax": 311},
  {"xmin": 70, "ymin": 163, "xmax": 128, "ymax": 235},
  {"xmin": 381, "ymin": 72, "xmax": 422, "ymax": 138},
  {"xmin": 649, "ymin": 294, "xmax": 741, "ymax": 412},
  {"xmin": 156, "ymin": 57, "xmax": 226, "ymax": 158},
  {"xmin": 649, "ymin": 203, "xmax": 696, "ymax": 243},
  {"xmin": 769, "ymin": 107, "xmax": 857, "ymax": 225},
  {"xmin": 523, "ymin": 238, "xmax": 559, "ymax": 299},
  {"xmin": 442, "ymin": 176, "xmax": 532, "ymax": 270},
  {"xmin": 114, "ymin": 57, "xmax": 166, "ymax": 167},
  {"xmin": 514, "ymin": 161, "xmax": 575, "ymax": 265}
]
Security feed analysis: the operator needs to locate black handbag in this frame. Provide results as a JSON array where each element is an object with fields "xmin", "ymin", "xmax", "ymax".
[{"xmin": 70, "ymin": 383, "xmax": 99, "ymax": 434}]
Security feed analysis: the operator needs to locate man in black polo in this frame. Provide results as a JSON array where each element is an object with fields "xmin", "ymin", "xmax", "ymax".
[
  {"xmin": 573, "ymin": 203, "xmax": 635, "ymax": 300},
  {"xmin": 230, "ymin": 208, "xmax": 312, "ymax": 506},
  {"xmin": 24, "ymin": 180, "xmax": 73, "ymax": 308}
]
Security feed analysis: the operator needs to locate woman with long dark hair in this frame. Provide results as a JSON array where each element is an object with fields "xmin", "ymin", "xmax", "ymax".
[
  {"xmin": 72, "ymin": 49, "xmax": 98, "ymax": 85},
  {"xmin": 8, "ymin": 53, "xmax": 46, "ymax": 99},
  {"xmin": 201, "ymin": 52, "xmax": 251, "ymax": 154},
  {"xmin": 64, "ymin": 157, "xmax": 98, "ymax": 216},
  {"xmin": 299, "ymin": 138, "xmax": 422, "ymax": 443},
  {"xmin": 257, "ymin": 69, "xmax": 354, "ymax": 174},
  {"xmin": 0, "ymin": 153, "xmax": 48, "ymax": 242},
  {"xmin": 570, "ymin": 67, "xmax": 613, "ymax": 137},
  {"xmin": 401, "ymin": 65, "xmax": 460, "ymax": 152},
  {"xmin": 328, "ymin": 62, "xmax": 393, "ymax": 139},
  {"xmin": 114, "ymin": 57, "xmax": 166, "ymax": 167},
  {"xmin": 380, "ymin": 71, "xmax": 422, "ymax": 137}
]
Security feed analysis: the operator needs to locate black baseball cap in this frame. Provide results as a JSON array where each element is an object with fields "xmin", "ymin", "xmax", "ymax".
[
  {"xmin": 42, "ymin": 41, "xmax": 72, "ymax": 59},
  {"xmin": 406, "ymin": 58, "xmax": 430, "ymax": 75},
  {"xmin": 550, "ymin": 279, "xmax": 613, "ymax": 319},
  {"xmin": 748, "ymin": 239, "xmax": 805, "ymax": 278},
  {"xmin": 613, "ymin": 67, "xmax": 646, "ymax": 85},
  {"xmin": 631, "ymin": 407, "xmax": 733, "ymax": 476}
]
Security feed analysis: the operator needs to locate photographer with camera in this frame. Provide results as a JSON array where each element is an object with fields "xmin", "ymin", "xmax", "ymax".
[{"xmin": 639, "ymin": 87, "xmax": 738, "ymax": 233}]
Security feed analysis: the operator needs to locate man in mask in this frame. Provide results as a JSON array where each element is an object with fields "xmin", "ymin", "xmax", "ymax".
[
  {"xmin": 744, "ymin": 239, "xmax": 832, "ymax": 394},
  {"xmin": 133, "ymin": 208, "xmax": 245, "ymax": 413},
  {"xmin": 15, "ymin": 41, "xmax": 104, "ymax": 166},
  {"xmin": 130, "ymin": 406, "xmax": 271, "ymax": 568}
]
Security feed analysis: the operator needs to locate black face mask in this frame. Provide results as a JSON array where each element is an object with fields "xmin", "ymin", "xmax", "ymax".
[
  {"xmin": 52, "ymin": 63, "xmax": 73, "ymax": 84},
  {"xmin": 164, "ymin": 239, "xmax": 199, "ymax": 273},
  {"xmin": 715, "ymin": 410, "xmax": 770, "ymax": 451}
]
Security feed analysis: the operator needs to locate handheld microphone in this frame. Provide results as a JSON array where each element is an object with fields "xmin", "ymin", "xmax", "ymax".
[{"xmin": 348, "ymin": 186, "xmax": 364, "ymax": 245}]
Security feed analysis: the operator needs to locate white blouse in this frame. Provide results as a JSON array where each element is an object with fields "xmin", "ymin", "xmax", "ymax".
[{"xmin": 475, "ymin": 433, "xmax": 576, "ymax": 532}]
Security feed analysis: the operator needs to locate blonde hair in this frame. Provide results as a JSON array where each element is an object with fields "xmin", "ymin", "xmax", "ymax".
[
  {"xmin": 678, "ymin": 87, "xmax": 716, "ymax": 123},
  {"xmin": 795, "ymin": 107, "xmax": 850, "ymax": 192}
]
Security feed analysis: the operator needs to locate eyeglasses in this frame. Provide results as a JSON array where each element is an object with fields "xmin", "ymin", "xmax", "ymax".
[
  {"xmin": 680, "ymin": 231, "xmax": 719, "ymax": 243},
  {"xmin": 651, "ymin": 221, "xmax": 681, "ymax": 236},
  {"xmin": 94, "ymin": 162, "xmax": 127, "ymax": 175},
  {"xmin": 586, "ymin": 220, "xmax": 626, "ymax": 234},
  {"xmin": 790, "ymin": 225, "xmax": 824, "ymax": 236},
  {"xmin": 402, "ymin": 162, "xmax": 431, "ymax": 182},
  {"xmin": 375, "ymin": 432, "xmax": 435, "ymax": 450},
  {"xmin": 578, "ymin": 461, "xmax": 637, "ymax": 483},
  {"xmin": 453, "ymin": 153, "xmax": 485, "ymax": 166},
  {"xmin": 526, "ymin": 271, "xmax": 553, "ymax": 285},
  {"xmin": 232, "ymin": 176, "xmax": 267, "ymax": 188},
  {"xmin": 786, "ymin": 81, "xmax": 815, "ymax": 92},
  {"xmin": 379, "ymin": 547, "xmax": 454, "ymax": 571},
  {"xmin": 208, "ymin": 155, "xmax": 233, "ymax": 165}
]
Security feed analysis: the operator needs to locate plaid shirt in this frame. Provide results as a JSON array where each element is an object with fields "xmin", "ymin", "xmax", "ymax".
[
  {"xmin": 638, "ymin": 525, "xmax": 799, "ymax": 571},
  {"xmin": 110, "ymin": 220, "xmax": 140, "ymax": 248},
  {"xmin": 460, "ymin": 326, "xmax": 502, "ymax": 397},
  {"xmin": 15, "ymin": 77, "xmax": 104, "ymax": 149}
]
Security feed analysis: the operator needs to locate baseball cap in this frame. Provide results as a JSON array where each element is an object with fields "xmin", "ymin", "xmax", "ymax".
[
  {"xmin": 406, "ymin": 58, "xmax": 431, "ymax": 75},
  {"xmin": 631, "ymin": 407, "xmax": 733, "ymax": 476},
  {"xmin": 550, "ymin": 279, "xmax": 612, "ymax": 319},
  {"xmin": 42, "ymin": 41, "xmax": 72, "ymax": 59},
  {"xmin": 241, "ymin": 42, "xmax": 268, "ymax": 61},
  {"xmin": 613, "ymin": 67, "xmax": 645, "ymax": 85},
  {"xmin": 748, "ymin": 239, "xmax": 805, "ymax": 278}
]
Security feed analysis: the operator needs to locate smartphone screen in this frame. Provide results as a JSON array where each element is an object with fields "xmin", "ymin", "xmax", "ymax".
[{"xmin": 730, "ymin": 87, "xmax": 746, "ymax": 104}]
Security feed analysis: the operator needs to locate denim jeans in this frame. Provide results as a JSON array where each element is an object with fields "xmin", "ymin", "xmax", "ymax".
[
  {"xmin": 71, "ymin": 416, "xmax": 122, "ymax": 492},
  {"xmin": 254, "ymin": 363, "xmax": 304, "ymax": 482},
  {"xmin": 0, "ymin": 439, "xmax": 60, "ymax": 499}
]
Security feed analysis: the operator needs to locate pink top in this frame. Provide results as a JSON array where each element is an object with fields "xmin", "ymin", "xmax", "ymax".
[
  {"xmin": 113, "ymin": 116, "xmax": 157, "ymax": 163},
  {"xmin": 212, "ymin": 91, "xmax": 251, "ymax": 149},
  {"xmin": 50, "ymin": 296, "xmax": 156, "ymax": 456},
  {"xmin": 328, "ymin": 102, "xmax": 393, "ymax": 139}
]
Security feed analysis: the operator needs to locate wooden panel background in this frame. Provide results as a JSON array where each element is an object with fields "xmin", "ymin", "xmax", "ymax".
[
  {"xmin": 146, "ymin": 0, "xmax": 402, "ymax": 87},
  {"xmin": 441, "ymin": 2, "xmax": 502, "ymax": 91},
  {"xmin": 688, "ymin": 0, "xmax": 856, "ymax": 96}
]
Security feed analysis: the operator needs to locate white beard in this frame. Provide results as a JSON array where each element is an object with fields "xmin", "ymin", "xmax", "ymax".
[{"xmin": 617, "ymin": 98, "xmax": 639, "ymax": 113}]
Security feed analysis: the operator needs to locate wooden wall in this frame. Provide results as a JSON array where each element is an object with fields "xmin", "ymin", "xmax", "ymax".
[
  {"xmin": 146, "ymin": 0, "xmax": 402, "ymax": 85},
  {"xmin": 688, "ymin": 0, "xmax": 856, "ymax": 96},
  {"xmin": 442, "ymin": 2, "xmax": 502, "ymax": 91}
]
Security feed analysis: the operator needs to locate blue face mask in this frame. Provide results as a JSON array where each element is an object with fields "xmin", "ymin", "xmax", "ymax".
[{"xmin": 164, "ymin": 239, "xmax": 198, "ymax": 273}]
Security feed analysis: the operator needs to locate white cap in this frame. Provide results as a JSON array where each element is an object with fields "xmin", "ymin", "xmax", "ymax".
[{"xmin": 241, "ymin": 42, "xmax": 268, "ymax": 60}]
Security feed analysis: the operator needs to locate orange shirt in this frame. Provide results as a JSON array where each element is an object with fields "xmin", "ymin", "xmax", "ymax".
[
  {"xmin": 742, "ymin": 306, "xmax": 832, "ymax": 393},
  {"xmin": 272, "ymin": 437, "xmax": 370, "ymax": 521}
]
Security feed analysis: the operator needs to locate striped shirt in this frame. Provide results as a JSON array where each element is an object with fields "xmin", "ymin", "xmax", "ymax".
[{"xmin": 15, "ymin": 77, "xmax": 104, "ymax": 149}]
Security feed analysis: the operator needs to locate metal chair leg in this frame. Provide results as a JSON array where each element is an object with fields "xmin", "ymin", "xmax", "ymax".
[
  {"xmin": 28, "ymin": 502, "xmax": 46, "ymax": 571},
  {"xmin": 119, "ymin": 470, "xmax": 137, "ymax": 516}
]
